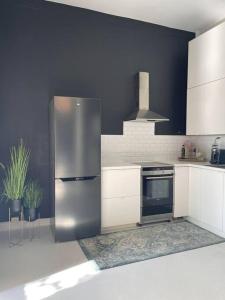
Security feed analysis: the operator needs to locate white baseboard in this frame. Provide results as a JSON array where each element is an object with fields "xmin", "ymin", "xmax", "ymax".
[
  {"xmin": 101, "ymin": 223, "xmax": 138, "ymax": 234},
  {"xmin": 0, "ymin": 218, "xmax": 51, "ymax": 232},
  {"xmin": 187, "ymin": 217, "xmax": 225, "ymax": 238}
]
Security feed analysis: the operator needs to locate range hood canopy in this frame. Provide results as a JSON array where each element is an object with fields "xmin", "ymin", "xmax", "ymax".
[{"xmin": 126, "ymin": 72, "xmax": 169, "ymax": 122}]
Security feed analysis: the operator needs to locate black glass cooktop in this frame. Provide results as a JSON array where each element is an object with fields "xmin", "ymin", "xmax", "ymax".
[{"xmin": 133, "ymin": 161, "xmax": 173, "ymax": 168}]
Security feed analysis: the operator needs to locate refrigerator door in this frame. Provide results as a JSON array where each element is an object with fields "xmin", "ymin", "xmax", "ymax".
[
  {"xmin": 55, "ymin": 176, "xmax": 101, "ymax": 241},
  {"xmin": 53, "ymin": 97, "xmax": 101, "ymax": 178}
]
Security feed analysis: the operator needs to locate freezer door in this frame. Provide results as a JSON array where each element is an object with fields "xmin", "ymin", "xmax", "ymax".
[
  {"xmin": 53, "ymin": 97, "xmax": 101, "ymax": 178},
  {"xmin": 54, "ymin": 176, "xmax": 101, "ymax": 241}
]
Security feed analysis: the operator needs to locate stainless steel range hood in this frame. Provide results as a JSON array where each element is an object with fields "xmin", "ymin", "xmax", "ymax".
[{"xmin": 126, "ymin": 72, "xmax": 169, "ymax": 122}]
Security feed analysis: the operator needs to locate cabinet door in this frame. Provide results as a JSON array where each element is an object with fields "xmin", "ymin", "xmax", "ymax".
[
  {"xmin": 102, "ymin": 169, "xmax": 140, "ymax": 198},
  {"xmin": 223, "ymin": 175, "xmax": 225, "ymax": 233},
  {"xmin": 189, "ymin": 168, "xmax": 202, "ymax": 221},
  {"xmin": 201, "ymin": 169, "xmax": 223, "ymax": 231},
  {"xmin": 186, "ymin": 77, "xmax": 225, "ymax": 135},
  {"xmin": 174, "ymin": 167, "xmax": 189, "ymax": 218},
  {"xmin": 101, "ymin": 196, "xmax": 140, "ymax": 228},
  {"xmin": 188, "ymin": 21, "xmax": 225, "ymax": 89},
  {"xmin": 189, "ymin": 167, "xmax": 223, "ymax": 232}
]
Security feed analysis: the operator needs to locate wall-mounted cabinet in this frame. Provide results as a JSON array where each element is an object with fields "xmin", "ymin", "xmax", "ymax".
[
  {"xmin": 186, "ymin": 77, "xmax": 225, "ymax": 135},
  {"xmin": 188, "ymin": 22, "xmax": 225, "ymax": 89},
  {"xmin": 187, "ymin": 20, "xmax": 225, "ymax": 135}
]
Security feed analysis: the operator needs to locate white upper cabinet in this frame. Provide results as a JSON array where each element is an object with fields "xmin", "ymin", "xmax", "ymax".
[
  {"xmin": 187, "ymin": 21, "xmax": 225, "ymax": 135},
  {"xmin": 186, "ymin": 77, "xmax": 225, "ymax": 135},
  {"xmin": 188, "ymin": 21, "xmax": 225, "ymax": 89}
]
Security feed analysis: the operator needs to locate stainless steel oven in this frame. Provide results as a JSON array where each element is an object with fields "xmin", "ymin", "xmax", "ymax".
[{"xmin": 139, "ymin": 163, "xmax": 174, "ymax": 224}]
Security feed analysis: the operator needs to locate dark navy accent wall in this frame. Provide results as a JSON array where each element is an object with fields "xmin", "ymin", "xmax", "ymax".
[{"xmin": 0, "ymin": 0, "xmax": 194, "ymax": 221}]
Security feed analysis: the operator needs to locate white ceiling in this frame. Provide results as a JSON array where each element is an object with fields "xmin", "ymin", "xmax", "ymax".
[{"xmin": 46, "ymin": 0, "xmax": 225, "ymax": 33}]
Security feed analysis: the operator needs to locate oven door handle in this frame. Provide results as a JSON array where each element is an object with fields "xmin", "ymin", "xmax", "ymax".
[{"xmin": 145, "ymin": 176, "xmax": 174, "ymax": 180}]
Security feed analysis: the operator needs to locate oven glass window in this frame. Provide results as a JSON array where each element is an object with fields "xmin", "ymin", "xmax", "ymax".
[
  {"xmin": 142, "ymin": 176, "xmax": 173, "ymax": 216},
  {"xmin": 150, "ymin": 179, "xmax": 169, "ymax": 199}
]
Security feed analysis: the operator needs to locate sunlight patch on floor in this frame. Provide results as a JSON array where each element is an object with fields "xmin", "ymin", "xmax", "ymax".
[{"xmin": 23, "ymin": 260, "xmax": 100, "ymax": 300}]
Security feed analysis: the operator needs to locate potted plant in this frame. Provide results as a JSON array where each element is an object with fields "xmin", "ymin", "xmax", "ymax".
[
  {"xmin": 23, "ymin": 181, "xmax": 43, "ymax": 221},
  {"xmin": 2, "ymin": 140, "xmax": 30, "ymax": 216}
]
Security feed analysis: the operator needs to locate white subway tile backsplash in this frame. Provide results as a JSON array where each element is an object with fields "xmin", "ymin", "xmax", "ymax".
[
  {"xmin": 102, "ymin": 122, "xmax": 186, "ymax": 160},
  {"xmin": 123, "ymin": 121, "xmax": 155, "ymax": 136},
  {"xmin": 102, "ymin": 121, "xmax": 225, "ymax": 161}
]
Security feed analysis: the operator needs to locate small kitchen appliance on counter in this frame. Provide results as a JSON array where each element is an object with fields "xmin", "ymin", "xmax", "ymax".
[
  {"xmin": 134, "ymin": 162, "xmax": 174, "ymax": 224},
  {"xmin": 210, "ymin": 137, "xmax": 225, "ymax": 164}
]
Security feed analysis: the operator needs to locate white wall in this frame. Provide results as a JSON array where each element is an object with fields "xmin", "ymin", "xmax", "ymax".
[{"xmin": 191, "ymin": 136, "xmax": 225, "ymax": 160}]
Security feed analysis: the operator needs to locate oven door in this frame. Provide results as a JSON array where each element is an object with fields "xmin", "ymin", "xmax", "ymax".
[{"xmin": 142, "ymin": 175, "xmax": 173, "ymax": 216}]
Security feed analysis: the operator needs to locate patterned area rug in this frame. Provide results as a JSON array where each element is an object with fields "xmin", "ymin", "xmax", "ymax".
[{"xmin": 79, "ymin": 221, "xmax": 225, "ymax": 269}]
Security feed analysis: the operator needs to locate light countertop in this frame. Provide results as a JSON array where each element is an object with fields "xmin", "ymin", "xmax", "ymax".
[
  {"xmin": 171, "ymin": 161, "xmax": 225, "ymax": 172},
  {"xmin": 101, "ymin": 155, "xmax": 225, "ymax": 172},
  {"xmin": 101, "ymin": 159, "xmax": 141, "ymax": 170}
]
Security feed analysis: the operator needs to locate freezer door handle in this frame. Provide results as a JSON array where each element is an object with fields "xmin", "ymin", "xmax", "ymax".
[{"xmin": 59, "ymin": 176, "xmax": 100, "ymax": 182}]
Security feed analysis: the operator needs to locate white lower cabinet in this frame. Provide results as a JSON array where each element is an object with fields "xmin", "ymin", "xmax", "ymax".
[
  {"xmin": 101, "ymin": 196, "xmax": 140, "ymax": 228},
  {"xmin": 223, "ymin": 175, "xmax": 225, "ymax": 233},
  {"xmin": 201, "ymin": 169, "xmax": 223, "ymax": 230},
  {"xmin": 174, "ymin": 167, "xmax": 189, "ymax": 217},
  {"xmin": 101, "ymin": 168, "xmax": 141, "ymax": 229},
  {"xmin": 189, "ymin": 167, "xmax": 224, "ymax": 233},
  {"xmin": 189, "ymin": 167, "xmax": 203, "ymax": 221},
  {"xmin": 102, "ymin": 168, "xmax": 140, "ymax": 198},
  {"xmin": 102, "ymin": 165, "xmax": 225, "ymax": 236}
]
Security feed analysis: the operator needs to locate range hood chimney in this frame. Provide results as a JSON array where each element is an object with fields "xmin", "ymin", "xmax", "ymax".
[{"xmin": 126, "ymin": 72, "xmax": 169, "ymax": 122}]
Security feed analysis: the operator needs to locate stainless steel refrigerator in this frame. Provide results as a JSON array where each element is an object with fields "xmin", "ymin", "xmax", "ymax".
[{"xmin": 50, "ymin": 96, "xmax": 101, "ymax": 242}]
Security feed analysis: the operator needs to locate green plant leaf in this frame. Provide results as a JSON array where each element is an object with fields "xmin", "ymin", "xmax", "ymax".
[
  {"xmin": 23, "ymin": 181, "xmax": 43, "ymax": 209},
  {"xmin": 2, "ymin": 139, "xmax": 30, "ymax": 201}
]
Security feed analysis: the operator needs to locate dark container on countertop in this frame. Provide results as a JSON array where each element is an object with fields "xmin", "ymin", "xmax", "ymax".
[{"xmin": 181, "ymin": 145, "xmax": 185, "ymax": 159}]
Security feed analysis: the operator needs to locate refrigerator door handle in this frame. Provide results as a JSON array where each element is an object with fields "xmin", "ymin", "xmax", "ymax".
[{"xmin": 59, "ymin": 176, "xmax": 100, "ymax": 182}]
